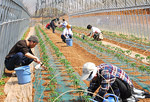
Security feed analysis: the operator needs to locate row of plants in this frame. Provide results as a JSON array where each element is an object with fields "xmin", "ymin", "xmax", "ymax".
[
  {"xmin": 39, "ymin": 26, "xmax": 81, "ymax": 89},
  {"xmin": 74, "ymin": 31, "xmax": 150, "ymax": 73},
  {"xmin": 78, "ymin": 31, "xmax": 150, "ymax": 65},
  {"xmin": 35, "ymin": 26, "xmax": 60, "ymax": 102},
  {"xmin": 56, "ymin": 27, "xmax": 150, "ymax": 75},
  {"xmin": 102, "ymin": 31, "xmax": 150, "ymax": 46},
  {"xmin": 72, "ymin": 26, "xmax": 150, "ymax": 46},
  {"xmin": 38, "ymin": 26, "xmax": 92, "ymax": 101},
  {"xmin": 0, "ymin": 74, "xmax": 7, "ymax": 95}
]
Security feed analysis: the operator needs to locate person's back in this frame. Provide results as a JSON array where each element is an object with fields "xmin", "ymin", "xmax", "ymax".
[
  {"xmin": 91, "ymin": 27, "xmax": 101, "ymax": 33},
  {"xmin": 62, "ymin": 27, "xmax": 73, "ymax": 36},
  {"xmin": 59, "ymin": 19, "xmax": 68, "ymax": 28},
  {"xmin": 5, "ymin": 35, "xmax": 41, "ymax": 71},
  {"xmin": 61, "ymin": 24, "xmax": 73, "ymax": 43},
  {"xmin": 62, "ymin": 21, "xmax": 67, "ymax": 28},
  {"xmin": 50, "ymin": 19, "xmax": 56, "ymax": 33},
  {"xmin": 97, "ymin": 63, "xmax": 133, "ymax": 87},
  {"xmin": 5, "ymin": 40, "xmax": 33, "ymax": 59},
  {"xmin": 50, "ymin": 19, "xmax": 55, "ymax": 27},
  {"xmin": 81, "ymin": 62, "xmax": 133, "ymax": 102},
  {"xmin": 87, "ymin": 25, "xmax": 103, "ymax": 41}
]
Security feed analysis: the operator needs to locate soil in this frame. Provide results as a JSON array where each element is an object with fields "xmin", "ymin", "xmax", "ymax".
[
  {"xmin": 41, "ymin": 26, "xmax": 150, "ymax": 101},
  {"xmin": 0, "ymin": 69, "xmax": 13, "ymax": 102},
  {"xmin": 44, "ymin": 26, "xmax": 104, "ymax": 85}
]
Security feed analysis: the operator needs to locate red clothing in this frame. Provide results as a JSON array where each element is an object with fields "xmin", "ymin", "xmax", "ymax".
[{"xmin": 46, "ymin": 23, "xmax": 50, "ymax": 28}]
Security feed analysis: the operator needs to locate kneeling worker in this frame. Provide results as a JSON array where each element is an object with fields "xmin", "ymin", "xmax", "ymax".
[{"xmin": 81, "ymin": 62, "xmax": 133, "ymax": 102}]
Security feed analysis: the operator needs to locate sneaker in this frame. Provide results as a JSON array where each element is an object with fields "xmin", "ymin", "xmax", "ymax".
[{"xmin": 12, "ymin": 72, "xmax": 17, "ymax": 77}]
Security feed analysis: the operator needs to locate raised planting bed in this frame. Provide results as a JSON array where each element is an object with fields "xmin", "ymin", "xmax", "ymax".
[{"xmin": 32, "ymin": 26, "xmax": 92, "ymax": 102}]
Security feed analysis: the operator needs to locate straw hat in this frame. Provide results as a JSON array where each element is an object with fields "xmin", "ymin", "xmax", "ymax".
[{"xmin": 81, "ymin": 62, "xmax": 97, "ymax": 81}]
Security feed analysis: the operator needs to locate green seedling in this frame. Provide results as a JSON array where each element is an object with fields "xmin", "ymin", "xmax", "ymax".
[
  {"xmin": 125, "ymin": 50, "xmax": 132, "ymax": 56},
  {"xmin": 131, "ymin": 63, "xmax": 136, "ymax": 71},
  {"xmin": 140, "ymin": 57, "xmax": 145, "ymax": 61},
  {"xmin": 135, "ymin": 54, "xmax": 140, "ymax": 59},
  {"xmin": 82, "ymin": 95, "xmax": 92, "ymax": 102},
  {"xmin": 138, "ymin": 65, "xmax": 146, "ymax": 72},
  {"xmin": 0, "ymin": 92, "xmax": 4, "ymax": 95},
  {"xmin": 146, "ymin": 56, "xmax": 150, "ymax": 64}
]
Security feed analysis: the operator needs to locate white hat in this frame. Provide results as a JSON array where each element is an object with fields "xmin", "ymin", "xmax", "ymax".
[{"xmin": 81, "ymin": 62, "xmax": 97, "ymax": 81}]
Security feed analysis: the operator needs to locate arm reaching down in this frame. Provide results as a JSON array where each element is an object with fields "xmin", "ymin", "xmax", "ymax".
[{"xmin": 25, "ymin": 52, "xmax": 41, "ymax": 64}]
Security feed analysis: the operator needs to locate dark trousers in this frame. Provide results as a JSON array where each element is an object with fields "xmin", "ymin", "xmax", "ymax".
[
  {"xmin": 46, "ymin": 25, "xmax": 50, "ymax": 29},
  {"xmin": 50, "ymin": 26, "xmax": 55, "ymax": 33},
  {"xmin": 61, "ymin": 34, "xmax": 72, "ymax": 43},
  {"xmin": 108, "ymin": 78, "xmax": 133, "ymax": 100},
  {"xmin": 5, "ymin": 52, "xmax": 33, "ymax": 70},
  {"xmin": 94, "ymin": 78, "xmax": 132, "ymax": 102}
]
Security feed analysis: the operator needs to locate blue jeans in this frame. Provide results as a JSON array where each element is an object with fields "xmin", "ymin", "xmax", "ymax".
[{"xmin": 5, "ymin": 52, "xmax": 34, "ymax": 70}]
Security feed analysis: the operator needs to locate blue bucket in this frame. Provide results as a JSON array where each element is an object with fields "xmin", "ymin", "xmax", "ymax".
[
  {"xmin": 14, "ymin": 65, "xmax": 31, "ymax": 84},
  {"xmin": 66, "ymin": 38, "xmax": 73, "ymax": 46},
  {"xmin": 103, "ymin": 93, "xmax": 118, "ymax": 102}
]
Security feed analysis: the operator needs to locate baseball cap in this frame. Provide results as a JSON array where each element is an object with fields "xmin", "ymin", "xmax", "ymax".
[
  {"xmin": 28, "ymin": 35, "xmax": 39, "ymax": 43},
  {"xmin": 81, "ymin": 62, "xmax": 97, "ymax": 81}
]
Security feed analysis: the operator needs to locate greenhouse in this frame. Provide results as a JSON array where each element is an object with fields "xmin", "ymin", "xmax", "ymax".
[{"xmin": 0, "ymin": 0, "xmax": 150, "ymax": 102}]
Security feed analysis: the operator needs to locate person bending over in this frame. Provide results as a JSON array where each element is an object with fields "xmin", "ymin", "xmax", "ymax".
[
  {"xmin": 87, "ymin": 24, "xmax": 103, "ymax": 41},
  {"xmin": 81, "ymin": 62, "xmax": 133, "ymax": 102}
]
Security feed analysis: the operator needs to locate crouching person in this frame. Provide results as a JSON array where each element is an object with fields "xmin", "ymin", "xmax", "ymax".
[
  {"xmin": 87, "ymin": 24, "xmax": 103, "ymax": 41},
  {"xmin": 61, "ymin": 24, "xmax": 73, "ymax": 43},
  {"xmin": 81, "ymin": 62, "xmax": 133, "ymax": 102},
  {"xmin": 4, "ymin": 35, "xmax": 42, "ymax": 74}
]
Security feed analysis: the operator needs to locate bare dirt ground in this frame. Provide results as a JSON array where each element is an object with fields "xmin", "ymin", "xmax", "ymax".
[
  {"xmin": 0, "ymin": 70, "xmax": 12, "ymax": 102},
  {"xmin": 42, "ymin": 26, "xmax": 150, "ymax": 102}
]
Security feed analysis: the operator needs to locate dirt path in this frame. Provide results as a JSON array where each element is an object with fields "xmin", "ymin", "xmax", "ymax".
[
  {"xmin": 4, "ymin": 27, "xmax": 35, "ymax": 102},
  {"xmin": 41, "ymin": 26, "xmax": 150, "ymax": 102}
]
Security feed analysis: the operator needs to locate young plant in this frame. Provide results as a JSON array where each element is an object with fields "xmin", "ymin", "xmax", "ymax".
[
  {"xmin": 139, "ymin": 57, "xmax": 145, "ymax": 62},
  {"xmin": 125, "ymin": 50, "xmax": 132, "ymax": 56},
  {"xmin": 146, "ymin": 56, "xmax": 150, "ymax": 64},
  {"xmin": 81, "ymin": 95, "xmax": 92, "ymax": 102},
  {"xmin": 0, "ymin": 80, "xmax": 5, "ymax": 85},
  {"xmin": 135, "ymin": 54, "xmax": 140, "ymax": 60},
  {"xmin": 130, "ymin": 63, "xmax": 136, "ymax": 71},
  {"xmin": 138, "ymin": 65, "xmax": 145, "ymax": 74}
]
